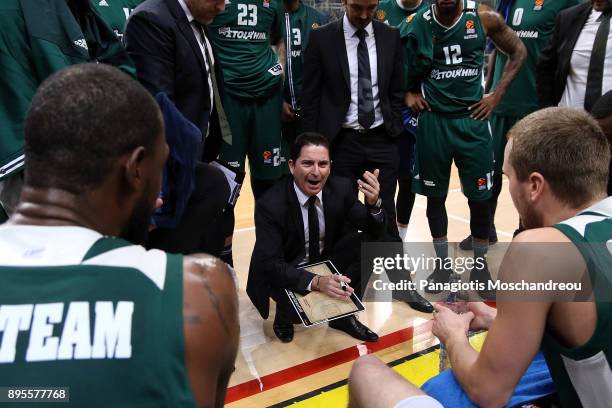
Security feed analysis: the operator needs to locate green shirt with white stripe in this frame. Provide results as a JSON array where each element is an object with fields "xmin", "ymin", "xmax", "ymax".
[
  {"xmin": 375, "ymin": 0, "xmax": 429, "ymax": 28},
  {"xmin": 545, "ymin": 197, "xmax": 612, "ymax": 408},
  {"xmin": 0, "ymin": 226, "xmax": 195, "ymax": 407}
]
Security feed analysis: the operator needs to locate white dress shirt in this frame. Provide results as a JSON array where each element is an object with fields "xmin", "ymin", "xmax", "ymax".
[
  {"xmin": 342, "ymin": 14, "xmax": 384, "ymax": 129},
  {"xmin": 560, "ymin": 9, "xmax": 612, "ymax": 109},
  {"xmin": 178, "ymin": 0, "xmax": 215, "ymax": 129},
  {"xmin": 294, "ymin": 183, "xmax": 325, "ymax": 267}
]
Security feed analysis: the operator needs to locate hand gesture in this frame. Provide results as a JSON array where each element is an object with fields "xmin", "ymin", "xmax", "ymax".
[
  {"xmin": 468, "ymin": 92, "xmax": 501, "ymax": 120},
  {"xmin": 316, "ymin": 274, "xmax": 354, "ymax": 299},
  {"xmin": 358, "ymin": 169, "xmax": 380, "ymax": 207},
  {"xmin": 432, "ymin": 302, "xmax": 474, "ymax": 345},
  {"xmin": 405, "ymin": 91, "xmax": 431, "ymax": 112}
]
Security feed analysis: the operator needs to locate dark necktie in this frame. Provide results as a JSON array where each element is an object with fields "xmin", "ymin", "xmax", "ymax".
[
  {"xmin": 356, "ymin": 28, "xmax": 375, "ymax": 129},
  {"xmin": 307, "ymin": 196, "xmax": 320, "ymax": 263},
  {"xmin": 585, "ymin": 11, "xmax": 611, "ymax": 112},
  {"xmin": 197, "ymin": 25, "xmax": 232, "ymax": 144}
]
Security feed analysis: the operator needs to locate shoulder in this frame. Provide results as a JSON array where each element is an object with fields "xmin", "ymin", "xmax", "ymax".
[
  {"xmin": 558, "ymin": 2, "xmax": 591, "ymax": 21},
  {"xmin": 131, "ymin": 0, "xmax": 172, "ymax": 23},
  {"xmin": 183, "ymin": 254, "xmax": 238, "ymax": 315},
  {"xmin": 256, "ymin": 176, "xmax": 291, "ymax": 209},
  {"xmin": 477, "ymin": 3, "xmax": 505, "ymax": 31}
]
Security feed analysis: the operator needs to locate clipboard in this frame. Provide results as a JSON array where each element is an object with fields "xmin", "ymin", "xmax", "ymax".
[{"xmin": 284, "ymin": 260, "xmax": 365, "ymax": 327}]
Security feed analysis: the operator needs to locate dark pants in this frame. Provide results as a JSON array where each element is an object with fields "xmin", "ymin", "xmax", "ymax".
[
  {"xmin": 331, "ymin": 127, "xmax": 400, "ymax": 241},
  {"xmin": 272, "ymin": 231, "xmax": 370, "ymax": 323},
  {"xmin": 147, "ymin": 162, "xmax": 230, "ymax": 256}
]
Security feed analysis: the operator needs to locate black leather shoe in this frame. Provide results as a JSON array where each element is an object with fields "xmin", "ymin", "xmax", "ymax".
[
  {"xmin": 329, "ymin": 316, "xmax": 379, "ymax": 342},
  {"xmin": 470, "ymin": 259, "xmax": 496, "ymax": 301},
  {"xmin": 405, "ymin": 290, "xmax": 434, "ymax": 313},
  {"xmin": 273, "ymin": 314, "xmax": 294, "ymax": 343},
  {"xmin": 424, "ymin": 265, "xmax": 453, "ymax": 294}
]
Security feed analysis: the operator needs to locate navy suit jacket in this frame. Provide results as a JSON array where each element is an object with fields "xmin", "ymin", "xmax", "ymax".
[{"xmin": 125, "ymin": 0, "xmax": 224, "ymax": 161}]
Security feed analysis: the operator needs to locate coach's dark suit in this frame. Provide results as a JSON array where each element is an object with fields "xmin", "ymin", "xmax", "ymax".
[
  {"xmin": 125, "ymin": 0, "xmax": 230, "ymax": 256},
  {"xmin": 537, "ymin": 3, "xmax": 592, "ymax": 108},
  {"xmin": 247, "ymin": 175, "xmax": 385, "ymax": 319},
  {"xmin": 301, "ymin": 18, "xmax": 404, "ymax": 241},
  {"xmin": 301, "ymin": 18, "xmax": 404, "ymax": 142},
  {"xmin": 125, "ymin": 0, "xmax": 224, "ymax": 161}
]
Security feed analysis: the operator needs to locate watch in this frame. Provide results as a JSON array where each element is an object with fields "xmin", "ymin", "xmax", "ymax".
[{"xmin": 369, "ymin": 197, "xmax": 382, "ymax": 210}]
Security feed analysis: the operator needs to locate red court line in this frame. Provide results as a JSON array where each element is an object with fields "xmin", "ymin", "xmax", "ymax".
[{"xmin": 225, "ymin": 320, "xmax": 433, "ymax": 404}]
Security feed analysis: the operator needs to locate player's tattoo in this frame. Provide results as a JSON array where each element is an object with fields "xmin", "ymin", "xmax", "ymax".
[
  {"xmin": 480, "ymin": 7, "xmax": 526, "ymax": 98},
  {"xmin": 183, "ymin": 302, "xmax": 202, "ymax": 324},
  {"xmin": 196, "ymin": 265, "xmax": 232, "ymax": 335}
]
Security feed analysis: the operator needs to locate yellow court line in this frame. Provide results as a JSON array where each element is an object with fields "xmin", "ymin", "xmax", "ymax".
[{"xmin": 290, "ymin": 333, "xmax": 487, "ymax": 408}]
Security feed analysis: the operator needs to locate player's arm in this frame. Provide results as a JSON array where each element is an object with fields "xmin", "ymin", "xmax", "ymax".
[
  {"xmin": 468, "ymin": 4, "xmax": 526, "ymax": 120},
  {"xmin": 271, "ymin": 1, "xmax": 286, "ymax": 76},
  {"xmin": 183, "ymin": 254, "xmax": 239, "ymax": 408}
]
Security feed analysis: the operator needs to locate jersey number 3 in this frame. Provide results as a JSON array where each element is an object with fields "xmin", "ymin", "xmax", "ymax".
[
  {"xmin": 443, "ymin": 45, "xmax": 462, "ymax": 65},
  {"xmin": 238, "ymin": 4, "xmax": 258, "ymax": 26}
]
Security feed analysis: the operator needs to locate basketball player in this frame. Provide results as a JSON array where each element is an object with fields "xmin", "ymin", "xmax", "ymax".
[
  {"xmin": 400, "ymin": 0, "xmax": 526, "ymax": 297},
  {"xmin": 349, "ymin": 107, "xmax": 612, "ymax": 408},
  {"xmin": 459, "ymin": 0, "xmax": 582, "ymax": 250},
  {"xmin": 0, "ymin": 64, "xmax": 239, "ymax": 407}
]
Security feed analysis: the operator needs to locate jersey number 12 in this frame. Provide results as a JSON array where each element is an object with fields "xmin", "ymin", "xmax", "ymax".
[{"xmin": 443, "ymin": 45, "xmax": 462, "ymax": 65}]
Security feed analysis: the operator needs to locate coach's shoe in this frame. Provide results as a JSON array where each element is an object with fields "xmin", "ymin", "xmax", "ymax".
[
  {"xmin": 424, "ymin": 264, "xmax": 453, "ymax": 294},
  {"xmin": 273, "ymin": 313, "xmax": 294, "ymax": 343},
  {"xmin": 459, "ymin": 227, "xmax": 499, "ymax": 251},
  {"xmin": 329, "ymin": 316, "xmax": 379, "ymax": 342},
  {"xmin": 469, "ymin": 258, "xmax": 496, "ymax": 301}
]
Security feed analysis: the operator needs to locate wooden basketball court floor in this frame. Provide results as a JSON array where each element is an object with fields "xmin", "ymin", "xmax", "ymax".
[{"xmin": 226, "ymin": 167, "xmax": 518, "ymax": 407}]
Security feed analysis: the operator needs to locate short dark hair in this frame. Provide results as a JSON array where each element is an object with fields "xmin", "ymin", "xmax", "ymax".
[
  {"xmin": 591, "ymin": 91, "xmax": 612, "ymax": 120},
  {"xmin": 508, "ymin": 107, "xmax": 610, "ymax": 207},
  {"xmin": 24, "ymin": 63, "xmax": 163, "ymax": 193},
  {"xmin": 290, "ymin": 132, "xmax": 329, "ymax": 162}
]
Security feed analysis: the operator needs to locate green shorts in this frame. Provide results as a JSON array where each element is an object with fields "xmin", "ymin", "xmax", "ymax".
[
  {"xmin": 219, "ymin": 89, "xmax": 288, "ymax": 179},
  {"xmin": 490, "ymin": 113, "xmax": 521, "ymax": 175},
  {"xmin": 412, "ymin": 111, "xmax": 493, "ymax": 201}
]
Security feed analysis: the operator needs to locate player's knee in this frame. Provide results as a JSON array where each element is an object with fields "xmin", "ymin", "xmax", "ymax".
[{"xmin": 468, "ymin": 199, "xmax": 491, "ymax": 239}]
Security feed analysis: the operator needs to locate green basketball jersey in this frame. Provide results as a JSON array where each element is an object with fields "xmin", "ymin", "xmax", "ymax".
[
  {"xmin": 0, "ymin": 226, "xmax": 195, "ymax": 407},
  {"xmin": 90, "ymin": 0, "xmax": 144, "ymax": 41},
  {"xmin": 282, "ymin": 2, "xmax": 328, "ymax": 109},
  {"xmin": 208, "ymin": 0, "xmax": 284, "ymax": 99},
  {"xmin": 401, "ymin": 0, "xmax": 486, "ymax": 115},
  {"xmin": 544, "ymin": 197, "xmax": 612, "ymax": 408},
  {"xmin": 375, "ymin": 0, "xmax": 429, "ymax": 27},
  {"xmin": 492, "ymin": 0, "xmax": 581, "ymax": 117}
]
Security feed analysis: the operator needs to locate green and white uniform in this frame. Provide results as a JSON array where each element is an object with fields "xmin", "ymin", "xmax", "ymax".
[
  {"xmin": 281, "ymin": 1, "xmax": 328, "ymax": 143},
  {"xmin": 208, "ymin": 0, "xmax": 287, "ymax": 178},
  {"xmin": 544, "ymin": 197, "xmax": 612, "ymax": 408},
  {"xmin": 90, "ymin": 0, "xmax": 144, "ymax": 41},
  {"xmin": 0, "ymin": 0, "xmax": 134, "ymax": 180},
  {"xmin": 375, "ymin": 0, "xmax": 429, "ymax": 29},
  {"xmin": 489, "ymin": 0, "xmax": 581, "ymax": 174},
  {"xmin": 0, "ymin": 225, "xmax": 195, "ymax": 407},
  {"xmin": 401, "ymin": 0, "xmax": 493, "ymax": 200}
]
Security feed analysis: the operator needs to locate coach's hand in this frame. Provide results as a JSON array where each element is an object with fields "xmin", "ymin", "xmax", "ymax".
[
  {"xmin": 282, "ymin": 101, "xmax": 296, "ymax": 122},
  {"xmin": 468, "ymin": 92, "xmax": 501, "ymax": 120},
  {"xmin": 359, "ymin": 169, "xmax": 380, "ymax": 207},
  {"xmin": 405, "ymin": 92, "xmax": 431, "ymax": 112},
  {"xmin": 314, "ymin": 274, "xmax": 354, "ymax": 299}
]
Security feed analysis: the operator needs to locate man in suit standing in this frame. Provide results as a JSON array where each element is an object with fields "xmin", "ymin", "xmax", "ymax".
[
  {"xmin": 301, "ymin": 0, "xmax": 404, "ymax": 243},
  {"xmin": 125, "ymin": 0, "xmax": 232, "ymax": 256},
  {"xmin": 248, "ymin": 133, "xmax": 382, "ymax": 343},
  {"xmin": 537, "ymin": 0, "xmax": 612, "ymax": 112}
]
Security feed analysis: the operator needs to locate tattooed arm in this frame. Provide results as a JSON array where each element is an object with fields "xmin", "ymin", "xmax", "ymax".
[
  {"xmin": 183, "ymin": 254, "xmax": 239, "ymax": 408},
  {"xmin": 468, "ymin": 4, "xmax": 526, "ymax": 120}
]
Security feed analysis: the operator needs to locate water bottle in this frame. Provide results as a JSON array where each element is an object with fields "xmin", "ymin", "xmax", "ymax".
[{"xmin": 438, "ymin": 273, "xmax": 467, "ymax": 372}]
